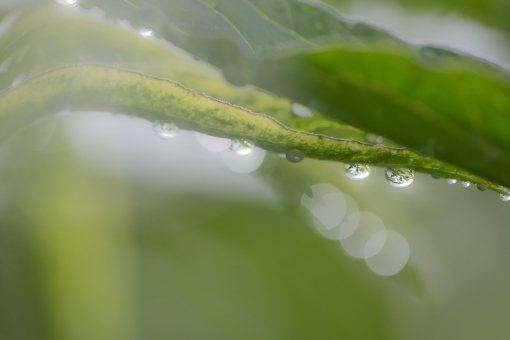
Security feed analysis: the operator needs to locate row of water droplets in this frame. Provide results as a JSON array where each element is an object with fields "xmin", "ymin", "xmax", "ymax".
[{"xmin": 153, "ymin": 119, "xmax": 510, "ymax": 201}]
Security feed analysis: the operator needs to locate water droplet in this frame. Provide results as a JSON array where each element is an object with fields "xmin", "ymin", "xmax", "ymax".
[
  {"xmin": 230, "ymin": 139, "xmax": 254, "ymax": 156},
  {"xmin": 286, "ymin": 149, "xmax": 304, "ymax": 163},
  {"xmin": 499, "ymin": 186, "xmax": 510, "ymax": 201},
  {"xmin": 290, "ymin": 103, "xmax": 313, "ymax": 118},
  {"xmin": 138, "ymin": 28, "xmax": 153, "ymax": 37},
  {"xmin": 385, "ymin": 168, "xmax": 415, "ymax": 189},
  {"xmin": 461, "ymin": 181, "xmax": 471, "ymax": 188},
  {"xmin": 476, "ymin": 184, "xmax": 488, "ymax": 191},
  {"xmin": 431, "ymin": 172, "xmax": 441, "ymax": 179},
  {"xmin": 345, "ymin": 164, "xmax": 371, "ymax": 180},
  {"xmin": 153, "ymin": 120, "xmax": 179, "ymax": 140},
  {"xmin": 447, "ymin": 178, "xmax": 457, "ymax": 184}
]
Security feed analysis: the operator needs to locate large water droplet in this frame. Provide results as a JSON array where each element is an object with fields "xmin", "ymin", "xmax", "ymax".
[
  {"xmin": 138, "ymin": 28, "xmax": 153, "ymax": 37},
  {"xmin": 385, "ymin": 168, "xmax": 415, "ymax": 188},
  {"xmin": 230, "ymin": 139, "xmax": 254, "ymax": 156},
  {"xmin": 447, "ymin": 178, "xmax": 457, "ymax": 184},
  {"xmin": 153, "ymin": 120, "xmax": 179, "ymax": 140},
  {"xmin": 286, "ymin": 149, "xmax": 304, "ymax": 163},
  {"xmin": 461, "ymin": 181, "xmax": 471, "ymax": 188},
  {"xmin": 345, "ymin": 164, "xmax": 371, "ymax": 180},
  {"xmin": 499, "ymin": 186, "xmax": 510, "ymax": 201},
  {"xmin": 290, "ymin": 103, "xmax": 313, "ymax": 118},
  {"xmin": 431, "ymin": 172, "xmax": 441, "ymax": 179},
  {"xmin": 476, "ymin": 184, "xmax": 488, "ymax": 191}
]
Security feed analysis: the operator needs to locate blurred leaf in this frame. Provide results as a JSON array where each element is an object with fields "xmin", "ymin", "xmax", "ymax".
[{"xmin": 68, "ymin": 0, "xmax": 510, "ymax": 191}]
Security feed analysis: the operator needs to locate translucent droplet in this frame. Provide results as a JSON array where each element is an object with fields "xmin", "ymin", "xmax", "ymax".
[
  {"xmin": 230, "ymin": 139, "xmax": 254, "ymax": 156},
  {"xmin": 286, "ymin": 149, "xmax": 304, "ymax": 163},
  {"xmin": 476, "ymin": 184, "xmax": 488, "ymax": 191},
  {"xmin": 385, "ymin": 168, "xmax": 415, "ymax": 189},
  {"xmin": 431, "ymin": 172, "xmax": 441, "ymax": 179},
  {"xmin": 153, "ymin": 120, "xmax": 179, "ymax": 140},
  {"xmin": 461, "ymin": 181, "xmax": 471, "ymax": 188},
  {"xmin": 290, "ymin": 103, "xmax": 313, "ymax": 118},
  {"xmin": 499, "ymin": 186, "xmax": 510, "ymax": 201},
  {"xmin": 138, "ymin": 28, "xmax": 153, "ymax": 37},
  {"xmin": 447, "ymin": 178, "xmax": 457, "ymax": 184},
  {"xmin": 345, "ymin": 164, "xmax": 371, "ymax": 180}
]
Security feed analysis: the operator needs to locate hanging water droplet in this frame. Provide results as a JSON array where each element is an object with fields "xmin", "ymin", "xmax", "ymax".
[
  {"xmin": 345, "ymin": 164, "xmax": 371, "ymax": 180},
  {"xmin": 461, "ymin": 181, "xmax": 471, "ymax": 188},
  {"xmin": 385, "ymin": 168, "xmax": 415, "ymax": 189},
  {"xmin": 290, "ymin": 103, "xmax": 313, "ymax": 118},
  {"xmin": 286, "ymin": 149, "xmax": 305, "ymax": 163},
  {"xmin": 138, "ymin": 28, "xmax": 153, "ymax": 37},
  {"xmin": 230, "ymin": 139, "xmax": 254, "ymax": 156},
  {"xmin": 447, "ymin": 178, "xmax": 457, "ymax": 184},
  {"xmin": 476, "ymin": 184, "xmax": 488, "ymax": 191},
  {"xmin": 498, "ymin": 186, "xmax": 510, "ymax": 201},
  {"xmin": 431, "ymin": 172, "xmax": 441, "ymax": 179},
  {"xmin": 153, "ymin": 120, "xmax": 179, "ymax": 140}
]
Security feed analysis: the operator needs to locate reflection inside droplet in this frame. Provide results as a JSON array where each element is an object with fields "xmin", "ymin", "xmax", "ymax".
[
  {"xmin": 344, "ymin": 163, "xmax": 371, "ymax": 180},
  {"xmin": 230, "ymin": 139, "xmax": 255, "ymax": 156},
  {"xmin": 365, "ymin": 231, "xmax": 410, "ymax": 276},
  {"xmin": 153, "ymin": 120, "xmax": 179, "ymax": 140},
  {"xmin": 385, "ymin": 168, "xmax": 415, "ymax": 188},
  {"xmin": 195, "ymin": 132, "xmax": 230, "ymax": 152},
  {"xmin": 286, "ymin": 149, "xmax": 304, "ymax": 163},
  {"xmin": 447, "ymin": 178, "xmax": 457, "ymax": 184},
  {"xmin": 461, "ymin": 181, "xmax": 471, "ymax": 187}
]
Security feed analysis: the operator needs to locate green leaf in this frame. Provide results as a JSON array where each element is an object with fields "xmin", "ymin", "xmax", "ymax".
[
  {"xmin": 1, "ymin": 2, "xmax": 510, "ymax": 196},
  {"xmin": 73, "ymin": 0, "xmax": 510, "ymax": 190}
]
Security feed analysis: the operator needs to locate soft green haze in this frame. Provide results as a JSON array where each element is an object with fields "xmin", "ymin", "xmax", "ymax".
[{"xmin": 1, "ymin": 1, "xmax": 510, "ymax": 339}]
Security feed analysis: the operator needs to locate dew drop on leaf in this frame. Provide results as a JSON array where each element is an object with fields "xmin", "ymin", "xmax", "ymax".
[
  {"xmin": 461, "ymin": 181, "xmax": 471, "ymax": 188},
  {"xmin": 500, "ymin": 194, "xmax": 510, "ymax": 202},
  {"xmin": 230, "ymin": 139, "xmax": 255, "ymax": 156},
  {"xmin": 286, "ymin": 149, "xmax": 305, "ymax": 163},
  {"xmin": 344, "ymin": 164, "xmax": 371, "ymax": 180},
  {"xmin": 476, "ymin": 184, "xmax": 488, "ymax": 191},
  {"xmin": 447, "ymin": 178, "xmax": 457, "ymax": 184},
  {"xmin": 385, "ymin": 168, "xmax": 415, "ymax": 189},
  {"xmin": 153, "ymin": 120, "xmax": 179, "ymax": 140}
]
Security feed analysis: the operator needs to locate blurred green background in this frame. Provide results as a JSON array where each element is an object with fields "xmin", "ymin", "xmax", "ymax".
[{"xmin": 1, "ymin": 0, "xmax": 510, "ymax": 339}]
